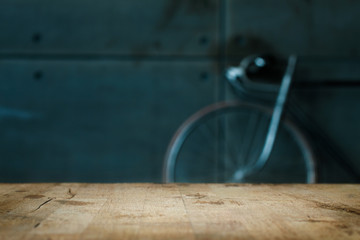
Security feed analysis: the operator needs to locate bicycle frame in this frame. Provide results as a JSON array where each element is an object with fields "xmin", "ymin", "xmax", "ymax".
[{"xmin": 229, "ymin": 55, "xmax": 297, "ymax": 181}]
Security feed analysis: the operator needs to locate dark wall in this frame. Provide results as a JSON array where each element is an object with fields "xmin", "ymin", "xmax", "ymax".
[{"xmin": 1, "ymin": 0, "xmax": 359, "ymax": 183}]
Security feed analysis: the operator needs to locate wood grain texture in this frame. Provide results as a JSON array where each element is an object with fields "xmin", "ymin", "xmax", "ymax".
[{"xmin": 0, "ymin": 184, "xmax": 359, "ymax": 240}]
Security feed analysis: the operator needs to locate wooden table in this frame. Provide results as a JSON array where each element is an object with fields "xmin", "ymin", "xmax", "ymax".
[{"xmin": 0, "ymin": 184, "xmax": 359, "ymax": 240}]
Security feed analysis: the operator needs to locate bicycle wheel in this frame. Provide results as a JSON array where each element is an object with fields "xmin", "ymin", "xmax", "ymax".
[{"xmin": 163, "ymin": 101, "xmax": 317, "ymax": 183}]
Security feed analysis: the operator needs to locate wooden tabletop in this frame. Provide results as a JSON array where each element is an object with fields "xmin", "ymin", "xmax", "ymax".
[{"xmin": 0, "ymin": 183, "xmax": 359, "ymax": 240}]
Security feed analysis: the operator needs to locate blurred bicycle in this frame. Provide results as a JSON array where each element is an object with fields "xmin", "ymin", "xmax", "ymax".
[{"xmin": 163, "ymin": 54, "xmax": 317, "ymax": 183}]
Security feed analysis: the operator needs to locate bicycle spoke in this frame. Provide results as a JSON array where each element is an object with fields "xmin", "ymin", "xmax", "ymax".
[{"xmin": 164, "ymin": 101, "xmax": 316, "ymax": 183}]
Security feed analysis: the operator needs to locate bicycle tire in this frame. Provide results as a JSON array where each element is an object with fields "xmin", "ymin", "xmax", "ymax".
[{"xmin": 163, "ymin": 101, "xmax": 317, "ymax": 183}]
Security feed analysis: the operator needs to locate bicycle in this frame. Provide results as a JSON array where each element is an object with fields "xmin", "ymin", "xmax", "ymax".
[{"xmin": 163, "ymin": 54, "xmax": 317, "ymax": 183}]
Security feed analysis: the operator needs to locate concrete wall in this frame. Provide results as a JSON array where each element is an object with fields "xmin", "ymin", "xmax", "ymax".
[{"xmin": 0, "ymin": 0, "xmax": 359, "ymax": 183}]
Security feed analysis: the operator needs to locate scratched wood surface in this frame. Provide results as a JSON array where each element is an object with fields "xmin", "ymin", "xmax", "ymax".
[{"xmin": 0, "ymin": 184, "xmax": 359, "ymax": 240}]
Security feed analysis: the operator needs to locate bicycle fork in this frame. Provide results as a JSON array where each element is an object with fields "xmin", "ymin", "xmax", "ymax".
[{"xmin": 231, "ymin": 55, "xmax": 298, "ymax": 182}]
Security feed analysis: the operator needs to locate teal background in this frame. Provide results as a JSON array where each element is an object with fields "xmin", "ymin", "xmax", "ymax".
[{"xmin": 0, "ymin": 0, "xmax": 359, "ymax": 183}]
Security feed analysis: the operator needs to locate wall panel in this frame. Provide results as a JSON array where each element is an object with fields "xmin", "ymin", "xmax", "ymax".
[
  {"xmin": 0, "ymin": 0, "xmax": 219, "ymax": 56},
  {"xmin": 0, "ymin": 60, "xmax": 217, "ymax": 182},
  {"xmin": 227, "ymin": 0, "xmax": 360, "ymax": 56}
]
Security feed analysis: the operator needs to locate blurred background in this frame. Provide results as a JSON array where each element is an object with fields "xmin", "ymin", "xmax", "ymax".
[{"xmin": 1, "ymin": 0, "xmax": 360, "ymax": 183}]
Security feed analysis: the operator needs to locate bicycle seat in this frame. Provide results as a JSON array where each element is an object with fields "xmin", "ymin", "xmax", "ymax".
[{"xmin": 226, "ymin": 54, "xmax": 287, "ymax": 99}]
